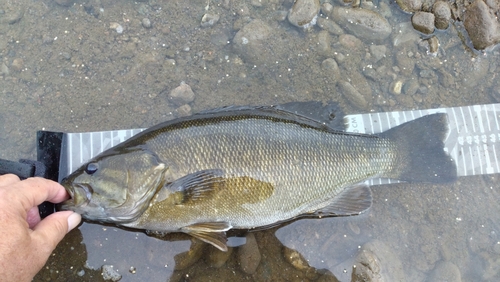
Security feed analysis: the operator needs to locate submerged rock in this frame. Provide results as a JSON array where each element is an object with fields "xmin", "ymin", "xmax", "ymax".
[
  {"xmin": 288, "ymin": 0, "xmax": 320, "ymax": 29},
  {"xmin": 412, "ymin": 11, "xmax": 435, "ymax": 34},
  {"xmin": 331, "ymin": 7, "xmax": 391, "ymax": 42},
  {"xmin": 232, "ymin": 19, "xmax": 274, "ymax": 65},
  {"xmin": 464, "ymin": 0, "xmax": 500, "ymax": 50},
  {"xmin": 238, "ymin": 233, "xmax": 261, "ymax": 274}
]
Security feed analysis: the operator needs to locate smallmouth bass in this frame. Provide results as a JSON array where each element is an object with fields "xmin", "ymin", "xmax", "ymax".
[{"xmin": 59, "ymin": 104, "xmax": 457, "ymax": 251}]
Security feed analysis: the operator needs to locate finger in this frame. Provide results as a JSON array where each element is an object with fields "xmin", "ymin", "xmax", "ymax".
[
  {"xmin": 10, "ymin": 177, "xmax": 69, "ymax": 212},
  {"xmin": 31, "ymin": 211, "xmax": 81, "ymax": 253},
  {"xmin": 27, "ymin": 206, "xmax": 41, "ymax": 229},
  {"xmin": 0, "ymin": 174, "xmax": 21, "ymax": 186}
]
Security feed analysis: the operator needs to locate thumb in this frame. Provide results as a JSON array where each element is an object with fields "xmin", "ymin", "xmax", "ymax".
[{"xmin": 32, "ymin": 211, "xmax": 81, "ymax": 252}]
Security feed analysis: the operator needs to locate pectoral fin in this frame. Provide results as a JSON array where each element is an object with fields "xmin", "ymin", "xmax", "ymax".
[
  {"xmin": 312, "ymin": 183, "xmax": 372, "ymax": 216},
  {"xmin": 182, "ymin": 222, "xmax": 232, "ymax": 252}
]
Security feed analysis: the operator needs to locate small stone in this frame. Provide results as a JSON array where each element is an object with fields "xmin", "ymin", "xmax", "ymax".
[
  {"xmin": 321, "ymin": 2, "xmax": 334, "ymax": 15},
  {"xmin": 287, "ymin": 0, "xmax": 320, "ymax": 29},
  {"xmin": 369, "ymin": 45, "xmax": 386, "ymax": 62},
  {"xmin": 332, "ymin": 7, "xmax": 391, "ymax": 42},
  {"xmin": 201, "ymin": 13, "xmax": 220, "ymax": 28},
  {"xmin": 169, "ymin": 83, "xmax": 195, "ymax": 106},
  {"xmin": 283, "ymin": 246, "xmax": 310, "ymax": 271},
  {"xmin": 390, "ymin": 80, "xmax": 403, "ymax": 95},
  {"xmin": 175, "ymin": 104, "xmax": 192, "ymax": 117},
  {"xmin": 321, "ymin": 58, "xmax": 341, "ymax": 80},
  {"xmin": 396, "ymin": 0, "xmax": 422, "ymax": 12},
  {"xmin": 142, "ymin": 18, "xmax": 152, "ymax": 28},
  {"xmin": 427, "ymin": 36, "xmax": 439, "ymax": 54},
  {"xmin": 110, "ymin": 22, "xmax": 124, "ymax": 34},
  {"xmin": 433, "ymin": 1, "xmax": 451, "ymax": 30},
  {"xmin": 317, "ymin": 17, "xmax": 344, "ymax": 35},
  {"xmin": 317, "ymin": 30, "xmax": 331, "ymax": 55},
  {"xmin": 337, "ymin": 81, "xmax": 368, "ymax": 110},
  {"xmin": 412, "ymin": 11, "xmax": 435, "ymax": 34},
  {"xmin": 11, "ymin": 58, "xmax": 24, "ymax": 72},
  {"xmin": 101, "ymin": 265, "xmax": 122, "ymax": 282},
  {"xmin": 238, "ymin": 233, "xmax": 261, "ymax": 274}
]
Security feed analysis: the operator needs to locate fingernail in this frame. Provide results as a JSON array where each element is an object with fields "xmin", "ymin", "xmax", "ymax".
[{"xmin": 67, "ymin": 212, "xmax": 82, "ymax": 233}]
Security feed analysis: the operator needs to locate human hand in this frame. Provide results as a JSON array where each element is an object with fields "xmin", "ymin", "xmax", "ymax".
[{"xmin": 0, "ymin": 174, "xmax": 81, "ymax": 282}]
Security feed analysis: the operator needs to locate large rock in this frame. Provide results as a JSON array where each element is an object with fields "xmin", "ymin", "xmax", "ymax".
[
  {"xmin": 464, "ymin": 0, "xmax": 500, "ymax": 49},
  {"xmin": 233, "ymin": 19, "xmax": 274, "ymax": 65},
  {"xmin": 331, "ymin": 7, "xmax": 391, "ymax": 43}
]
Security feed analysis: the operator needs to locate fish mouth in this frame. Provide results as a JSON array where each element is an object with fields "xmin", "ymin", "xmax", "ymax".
[{"xmin": 60, "ymin": 183, "xmax": 92, "ymax": 209}]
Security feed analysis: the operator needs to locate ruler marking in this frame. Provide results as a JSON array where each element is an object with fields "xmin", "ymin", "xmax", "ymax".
[
  {"xmin": 484, "ymin": 144, "xmax": 493, "ymax": 174},
  {"xmin": 460, "ymin": 107, "xmax": 468, "ymax": 133},
  {"xmin": 368, "ymin": 114, "xmax": 374, "ymax": 134},
  {"xmin": 493, "ymin": 145, "xmax": 500, "ymax": 173},
  {"xmin": 468, "ymin": 106, "xmax": 476, "ymax": 132},
  {"xmin": 376, "ymin": 112, "xmax": 383, "ymax": 133},
  {"xmin": 476, "ymin": 145, "xmax": 483, "ymax": 175},
  {"xmin": 469, "ymin": 147, "xmax": 475, "ymax": 175},
  {"xmin": 451, "ymin": 107, "xmax": 460, "ymax": 134},
  {"xmin": 484, "ymin": 104, "xmax": 491, "ymax": 132},
  {"xmin": 493, "ymin": 104, "xmax": 500, "ymax": 130}
]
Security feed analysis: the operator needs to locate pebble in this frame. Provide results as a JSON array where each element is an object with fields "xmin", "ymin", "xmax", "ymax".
[
  {"xmin": 101, "ymin": 265, "xmax": 121, "ymax": 282},
  {"xmin": 283, "ymin": 246, "xmax": 310, "ymax": 271},
  {"xmin": 175, "ymin": 104, "xmax": 192, "ymax": 117},
  {"xmin": 109, "ymin": 22, "xmax": 124, "ymax": 34},
  {"xmin": 433, "ymin": 1, "xmax": 451, "ymax": 30},
  {"xmin": 351, "ymin": 240, "xmax": 405, "ymax": 282},
  {"xmin": 390, "ymin": 80, "xmax": 404, "ymax": 95},
  {"xmin": 287, "ymin": 0, "xmax": 320, "ymax": 29},
  {"xmin": 395, "ymin": 0, "xmax": 422, "ymax": 12},
  {"xmin": 464, "ymin": 0, "xmax": 500, "ymax": 49},
  {"xmin": 337, "ymin": 81, "xmax": 368, "ymax": 110},
  {"xmin": 369, "ymin": 45, "xmax": 386, "ymax": 62},
  {"xmin": 317, "ymin": 30, "xmax": 331, "ymax": 55},
  {"xmin": 321, "ymin": 58, "xmax": 341, "ymax": 81},
  {"xmin": 317, "ymin": 17, "xmax": 344, "ymax": 36},
  {"xmin": 11, "ymin": 58, "xmax": 24, "ymax": 72},
  {"xmin": 412, "ymin": 11, "xmax": 435, "ymax": 34},
  {"xmin": 331, "ymin": 7, "xmax": 391, "ymax": 42},
  {"xmin": 427, "ymin": 261, "xmax": 462, "ymax": 281},
  {"xmin": 169, "ymin": 82, "xmax": 195, "ymax": 106},
  {"xmin": 238, "ymin": 233, "xmax": 261, "ymax": 274},
  {"xmin": 205, "ymin": 245, "xmax": 233, "ymax": 268},
  {"xmin": 427, "ymin": 36, "xmax": 439, "ymax": 54},
  {"xmin": 142, "ymin": 18, "xmax": 152, "ymax": 28},
  {"xmin": 201, "ymin": 13, "xmax": 220, "ymax": 28}
]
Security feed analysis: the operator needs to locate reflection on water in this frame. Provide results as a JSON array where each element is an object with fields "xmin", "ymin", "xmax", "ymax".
[{"xmin": 0, "ymin": 0, "xmax": 498, "ymax": 280}]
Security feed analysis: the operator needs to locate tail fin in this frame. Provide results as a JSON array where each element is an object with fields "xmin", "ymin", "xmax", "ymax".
[{"xmin": 379, "ymin": 113, "xmax": 457, "ymax": 183}]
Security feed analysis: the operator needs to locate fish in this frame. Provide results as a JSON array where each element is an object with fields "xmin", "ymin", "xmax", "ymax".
[{"xmin": 59, "ymin": 103, "xmax": 457, "ymax": 251}]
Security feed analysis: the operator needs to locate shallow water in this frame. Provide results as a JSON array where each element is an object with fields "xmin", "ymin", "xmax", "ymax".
[{"xmin": 1, "ymin": 0, "xmax": 500, "ymax": 281}]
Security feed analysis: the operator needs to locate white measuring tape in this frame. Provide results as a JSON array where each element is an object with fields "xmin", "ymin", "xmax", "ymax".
[{"xmin": 58, "ymin": 103, "xmax": 500, "ymax": 184}]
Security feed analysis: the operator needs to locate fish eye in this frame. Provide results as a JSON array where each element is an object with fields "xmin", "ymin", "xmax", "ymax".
[{"xmin": 85, "ymin": 162, "xmax": 99, "ymax": 175}]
